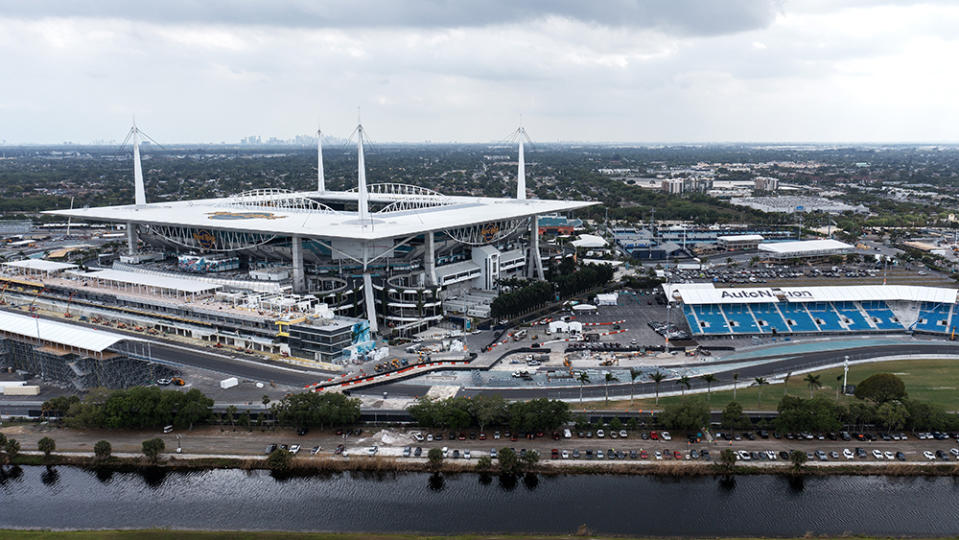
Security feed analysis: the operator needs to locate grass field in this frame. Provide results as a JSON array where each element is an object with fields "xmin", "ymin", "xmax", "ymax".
[{"xmin": 575, "ymin": 358, "xmax": 959, "ymax": 412}]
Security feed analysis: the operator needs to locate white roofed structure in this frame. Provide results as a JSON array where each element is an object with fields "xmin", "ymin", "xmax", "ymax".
[
  {"xmin": 67, "ymin": 268, "xmax": 220, "ymax": 299},
  {"xmin": 758, "ymin": 239, "xmax": 853, "ymax": 259},
  {"xmin": 0, "ymin": 309, "xmax": 136, "ymax": 358},
  {"xmin": 2, "ymin": 259, "xmax": 77, "ymax": 276}
]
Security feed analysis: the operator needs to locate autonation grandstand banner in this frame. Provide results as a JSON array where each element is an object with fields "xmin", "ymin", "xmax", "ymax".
[{"xmin": 667, "ymin": 284, "xmax": 959, "ymax": 305}]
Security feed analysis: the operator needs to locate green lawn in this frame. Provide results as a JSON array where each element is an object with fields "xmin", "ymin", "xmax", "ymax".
[{"xmin": 576, "ymin": 358, "xmax": 959, "ymax": 412}]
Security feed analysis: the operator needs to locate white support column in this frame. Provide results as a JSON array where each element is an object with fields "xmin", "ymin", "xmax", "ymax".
[
  {"xmin": 424, "ymin": 232, "xmax": 437, "ymax": 286},
  {"xmin": 126, "ymin": 222, "xmax": 137, "ymax": 255},
  {"xmin": 356, "ymin": 124, "xmax": 370, "ymax": 226},
  {"xmin": 362, "ymin": 272, "xmax": 378, "ymax": 334},
  {"xmin": 529, "ymin": 215, "xmax": 544, "ymax": 280},
  {"xmin": 291, "ymin": 235, "xmax": 306, "ymax": 293}
]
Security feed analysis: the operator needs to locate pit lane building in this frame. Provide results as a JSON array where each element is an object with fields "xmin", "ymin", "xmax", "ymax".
[
  {"xmin": 666, "ymin": 283, "xmax": 959, "ymax": 337},
  {"xmin": 45, "ymin": 123, "xmax": 596, "ymax": 338}
]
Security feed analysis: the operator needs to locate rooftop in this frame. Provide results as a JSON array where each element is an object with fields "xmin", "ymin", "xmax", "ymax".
[
  {"xmin": 2, "ymin": 259, "xmax": 77, "ymax": 273},
  {"xmin": 45, "ymin": 190, "xmax": 596, "ymax": 242},
  {"xmin": 665, "ymin": 283, "xmax": 958, "ymax": 305},
  {"xmin": 68, "ymin": 268, "xmax": 221, "ymax": 294},
  {"xmin": 0, "ymin": 309, "xmax": 133, "ymax": 352},
  {"xmin": 758, "ymin": 239, "xmax": 853, "ymax": 254}
]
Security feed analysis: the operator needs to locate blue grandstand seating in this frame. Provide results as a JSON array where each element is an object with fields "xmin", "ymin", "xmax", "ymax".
[
  {"xmin": 693, "ymin": 304, "xmax": 730, "ymax": 334},
  {"xmin": 914, "ymin": 302, "xmax": 953, "ymax": 333},
  {"xmin": 805, "ymin": 302, "xmax": 846, "ymax": 332},
  {"xmin": 860, "ymin": 300, "xmax": 903, "ymax": 331},
  {"xmin": 778, "ymin": 303, "xmax": 820, "ymax": 332},
  {"xmin": 750, "ymin": 303, "xmax": 790, "ymax": 334},
  {"xmin": 683, "ymin": 305, "xmax": 702, "ymax": 335},
  {"xmin": 832, "ymin": 301, "xmax": 874, "ymax": 331},
  {"xmin": 722, "ymin": 304, "xmax": 760, "ymax": 334}
]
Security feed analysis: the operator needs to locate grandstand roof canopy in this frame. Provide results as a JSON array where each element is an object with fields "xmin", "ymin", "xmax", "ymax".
[
  {"xmin": 758, "ymin": 238, "xmax": 852, "ymax": 255},
  {"xmin": 2, "ymin": 259, "xmax": 77, "ymax": 273},
  {"xmin": 665, "ymin": 283, "xmax": 959, "ymax": 305},
  {"xmin": 68, "ymin": 268, "xmax": 220, "ymax": 294},
  {"xmin": 44, "ymin": 191, "xmax": 596, "ymax": 242},
  {"xmin": 0, "ymin": 309, "xmax": 132, "ymax": 352},
  {"xmin": 718, "ymin": 234, "xmax": 764, "ymax": 242}
]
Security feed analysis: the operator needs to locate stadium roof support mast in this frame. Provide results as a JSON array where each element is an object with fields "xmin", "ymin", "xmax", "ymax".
[
  {"xmin": 355, "ymin": 123, "xmax": 370, "ymax": 225},
  {"xmin": 514, "ymin": 126, "xmax": 532, "ymax": 200},
  {"xmin": 316, "ymin": 126, "xmax": 325, "ymax": 192},
  {"xmin": 132, "ymin": 119, "xmax": 146, "ymax": 206}
]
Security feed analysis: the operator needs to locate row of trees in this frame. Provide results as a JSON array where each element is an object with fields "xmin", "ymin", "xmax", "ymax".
[
  {"xmin": 46, "ymin": 387, "xmax": 214, "ymax": 430},
  {"xmin": 271, "ymin": 392, "xmax": 361, "ymax": 429},
  {"xmin": 490, "ymin": 281, "xmax": 554, "ymax": 318},
  {"xmin": 408, "ymin": 396, "xmax": 569, "ymax": 433},
  {"xmin": 553, "ymin": 263, "xmax": 615, "ymax": 298}
]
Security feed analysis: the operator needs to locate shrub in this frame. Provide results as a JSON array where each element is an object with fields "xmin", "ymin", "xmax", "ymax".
[
  {"xmin": 266, "ymin": 448, "xmax": 292, "ymax": 470},
  {"xmin": 94, "ymin": 440, "xmax": 112, "ymax": 461},
  {"xmin": 37, "ymin": 437, "xmax": 56, "ymax": 458},
  {"xmin": 141, "ymin": 438, "xmax": 165, "ymax": 463}
]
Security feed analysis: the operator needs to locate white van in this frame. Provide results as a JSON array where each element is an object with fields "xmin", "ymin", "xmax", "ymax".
[
  {"xmin": 163, "ymin": 425, "xmax": 174, "ymax": 434},
  {"xmin": 563, "ymin": 428, "xmax": 572, "ymax": 439}
]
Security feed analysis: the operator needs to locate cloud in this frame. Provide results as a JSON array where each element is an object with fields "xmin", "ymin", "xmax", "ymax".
[{"xmin": 0, "ymin": 0, "xmax": 779, "ymax": 35}]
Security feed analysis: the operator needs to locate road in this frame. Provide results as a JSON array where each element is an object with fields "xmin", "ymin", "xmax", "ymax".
[{"xmin": 365, "ymin": 340, "xmax": 959, "ymax": 400}]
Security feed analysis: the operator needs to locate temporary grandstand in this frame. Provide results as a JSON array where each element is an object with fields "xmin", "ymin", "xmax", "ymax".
[{"xmin": 666, "ymin": 283, "xmax": 959, "ymax": 337}]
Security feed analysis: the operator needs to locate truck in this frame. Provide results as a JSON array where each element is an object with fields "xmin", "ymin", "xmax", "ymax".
[{"xmin": 512, "ymin": 329, "xmax": 528, "ymax": 341}]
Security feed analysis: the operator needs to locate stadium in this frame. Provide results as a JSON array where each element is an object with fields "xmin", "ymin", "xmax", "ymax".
[
  {"xmin": 668, "ymin": 283, "xmax": 959, "ymax": 337},
  {"xmin": 44, "ymin": 124, "xmax": 596, "ymax": 337}
]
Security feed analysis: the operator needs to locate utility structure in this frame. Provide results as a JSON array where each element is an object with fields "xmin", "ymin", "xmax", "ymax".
[{"xmin": 49, "ymin": 120, "xmax": 595, "ymax": 337}]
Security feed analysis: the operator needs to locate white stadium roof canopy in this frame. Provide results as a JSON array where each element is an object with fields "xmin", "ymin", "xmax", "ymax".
[
  {"xmin": 44, "ymin": 191, "xmax": 596, "ymax": 242},
  {"xmin": 665, "ymin": 283, "xmax": 959, "ymax": 305},
  {"xmin": 0, "ymin": 309, "xmax": 133, "ymax": 352},
  {"xmin": 68, "ymin": 269, "xmax": 220, "ymax": 294}
]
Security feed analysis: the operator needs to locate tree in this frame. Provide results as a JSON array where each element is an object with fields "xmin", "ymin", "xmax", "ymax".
[
  {"xmin": 604, "ymin": 372, "xmax": 619, "ymax": 402},
  {"xmin": 721, "ymin": 401, "xmax": 750, "ymax": 430},
  {"xmin": 94, "ymin": 440, "xmax": 112, "ymax": 461},
  {"xmin": 658, "ymin": 398, "xmax": 709, "ymax": 431},
  {"xmin": 476, "ymin": 455, "xmax": 492, "ymax": 472},
  {"xmin": 701, "ymin": 374, "xmax": 718, "ymax": 403},
  {"xmin": 226, "ymin": 405, "xmax": 238, "ymax": 431},
  {"xmin": 497, "ymin": 447, "xmax": 521, "ymax": 475},
  {"xmin": 804, "ymin": 374, "xmax": 822, "ymax": 399},
  {"xmin": 262, "ymin": 395, "xmax": 271, "ymax": 407},
  {"xmin": 789, "ymin": 449, "xmax": 807, "ymax": 473},
  {"xmin": 676, "ymin": 375, "xmax": 692, "ymax": 398},
  {"xmin": 141, "ymin": 438, "xmax": 165, "ymax": 463},
  {"xmin": 629, "ymin": 368, "xmax": 642, "ymax": 405},
  {"xmin": 267, "ymin": 447, "xmax": 292, "ymax": 470},
  {"xmin": 427, "ymin": 448, "xmax": 445, "ymax": 472},
  {"xmin": 471, "ymin": 395, "xmax": 507, "ymax": 432},
  {"xmin": 578, "ymin": 372, "xmax": 591, "ymax": 405},
  {"xmin": 274, "ymin": 392, "xmax": 361, "ymax": 429},
  {"xmin": 520, "ymin": 449, "xmax": 540, "ymax": 471},
  {"xmin": 649, "ymin": 371, "xmax": 666, "ymax": 405},
  {"xmin": 5, "ymin": 438, "xmax": 21, "ymax": 461},
  {"xmin": 753, "ymin": 377, "xmax": 769, "ymax": 409},
  {"xmin": 876, "ymin": 401, "xmax": 909, "ymax": 431},
  {"xmin": 783, "ymin": 372, "xmax": 792, "ymax": 397},
  {"xmin": 732, "ymin": 373, "xmax": 740, "ymax": 400},
  {"xmin": 240, "ymin": 410, "xmax": 252, "ymax": 432},
  {"xmin": 854, "ymin": 373, "xmax": 907, "ymax": 404},
  {"xmin": 719, "ymin": 448, "xmax": 738, "ymax": 472},
  {"xmin": 37, "ymin": 437, "xmax": 56, "ymax": 458}
]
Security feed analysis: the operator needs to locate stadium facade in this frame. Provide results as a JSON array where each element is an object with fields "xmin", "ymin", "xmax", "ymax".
[
  {"xmin": 667, "ymin": 283, "xmax": 959, "ymax": 337},
  {"xmin": 46, "ymin": 123, "xmax": 596, "ymax": 337}
]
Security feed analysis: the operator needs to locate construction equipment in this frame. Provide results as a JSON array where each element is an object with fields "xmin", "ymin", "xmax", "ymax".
[
  {"xmin": 63, "ymin": 291, "xmax": 76, "ymax": 318},
  {"xmin": 0, "ymin": 283, "xmax": 9, "ymax": 305},
  {"xmin": 171, "ymin": 377, "xmax": 185, "ymax": 386},
  {"xmin": 27, "ymin": 287, "xmax": 45, "ymax": 313}
]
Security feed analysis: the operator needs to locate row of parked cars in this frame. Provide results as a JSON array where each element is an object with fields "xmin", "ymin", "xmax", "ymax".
[
  {"xmin": 717, "ymin": 429, "xmax": 959, "ymax": 442},
  {"xmin": 737, "ymin": 447, "xmax": 959, "ymax": 462}
]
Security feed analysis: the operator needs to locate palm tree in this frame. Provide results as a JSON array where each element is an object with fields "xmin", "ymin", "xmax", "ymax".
[
  {"xmin": 676, "ymin": 375, "xmax": 691, "ymax": 398},
  {"xmin": 604, "ymin": 372, "xmax": 619, "ymax": 403},
  {"xmin": 649, "ymin": 371, "xmax": 666, "ymax": 405},
  {"xmin": 804, "ymin": 374, "xmax": 822, "ymax": 398},
  {"xmin": 836, "ymin": 374, "xmax": 844, "ymax": 400},
  {"xmin": 577, "ymin": 372, "xmax": 590, "ymax": 405},
  {"xmin": 732, "ymin": 372, "xmax": 740, "ymax": 400},
  {"xmin": 701, "ymin": 374, "xmax": 717, "ymax": 403},
  {"xmin": 629, "ymin": 368, "xmax": 642, "ymax": 406},
  {"xmin": 783, "ymin": 371, "xmax": 792, "ymax": 397},
  {"xmin": 753, "ymin": 377, "xmax": 769, "ymax": 409}
]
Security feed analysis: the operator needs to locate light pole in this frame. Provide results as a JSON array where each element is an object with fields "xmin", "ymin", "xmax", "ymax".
[{"xmin": 842, "ymin": 356, "xmax": 850, "ymax": 395}]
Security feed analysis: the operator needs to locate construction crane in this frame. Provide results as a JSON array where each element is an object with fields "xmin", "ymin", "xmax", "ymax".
[
  {"xmin": 63, "ymin": 291, "xmax": 76, "ymax": 318},
  {"xmin": 27, "ymin": 287, "xmax": 44, "ymax": 313}
]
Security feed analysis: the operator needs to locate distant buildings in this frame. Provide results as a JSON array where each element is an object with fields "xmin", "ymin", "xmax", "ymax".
[
  {"xmin": 754, "ymin": 176, "xmax": 779, "ymax": 191},
  {"xmin": 730, "ymin": 196, "xmax": 868, "ymax": 214}
]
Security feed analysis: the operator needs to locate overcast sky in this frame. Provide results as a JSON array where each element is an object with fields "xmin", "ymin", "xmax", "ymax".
[{"xmin": 1, "ymin": 0, "xmax": 957, "ymax": 144}]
